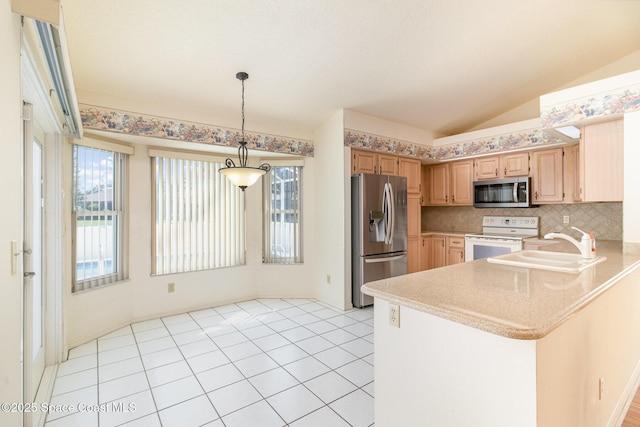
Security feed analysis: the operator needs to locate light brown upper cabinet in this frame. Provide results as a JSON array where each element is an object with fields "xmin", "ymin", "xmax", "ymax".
[
  {"xmin": 580, "ymin": 119, "xmax": 623, "ymax": 202},
  {"xmin": 531, "ymin": 147, "xmax": 564, "ymax": 203},
  {"xmin": 427, "ymin": 160, "xmax": 473, "ymax": 206},
  {"xmin": 407, "ymin": 193, "xmax": 421, "ymax": 273},
  {"xmin": 449, "ymin": 160, "xmax": 474, "ymax": 205},
  {"xmin": 563, "ymin": 144, "xmax": 581, "ymax": 203},
  {"xmin": 428, "ymin": 163, "xmax": 450, "ymax": 205},
  {"xmin": 474, "ymin": 156, "xmax": 500, "ymax": 180},
  {"xmin": 398, "ymin": 157, "xmax": 422, "ymax": 194},
  {"xmin": 420, "ymin": 165, "xmax": 430, "ymax": 206},
  {"xmin": 351, "ymin": 149, "xmax": 398, "ymax": 176},
  {"xmin": 474, "ymin": 152, "xmax": 529, "ymax": 180},
  {"xmin": 501, "ymin": 152, "xmax": 530, "ymax": 177}
]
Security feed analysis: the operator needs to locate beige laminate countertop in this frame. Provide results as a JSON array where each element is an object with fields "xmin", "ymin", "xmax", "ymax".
[
  {"xmin": 420, "ymin": 230, "xmax": 472, "ymax": 237},
  {"xmin": 362, "ymin": 240, "xmax": 640, "ymax": 340}
]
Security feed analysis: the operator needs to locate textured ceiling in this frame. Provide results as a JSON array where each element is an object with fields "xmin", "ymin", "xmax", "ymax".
[{"xmin": 62, "ymin": 0, "xmax": 640, "ymax": 138}]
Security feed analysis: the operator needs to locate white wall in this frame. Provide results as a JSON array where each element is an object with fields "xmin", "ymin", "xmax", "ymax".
[
  {"xmin": 624, "ymin": 110, "xmax": 640, "ymax": 253},
  {"xmin": 64, "ymin": 140, "xmax": 317, "ymax": 348},
  {"xmin": 344, "ymin": 109, "xmax": 436, "ymax": 144},
  {"xmin": 536, "ymin": 266, "xmax": 640, "ymax": 427},
  {"xmin": 312, "ymin": 110, "xmax": 349, "ymax": 309},
  {"xmin": 374, "ymin": 299, "xmax": 538, "ymax": 427},
  {"xmin": 0, "ymin": 3, "xmax": 24, "ymax": 425}
]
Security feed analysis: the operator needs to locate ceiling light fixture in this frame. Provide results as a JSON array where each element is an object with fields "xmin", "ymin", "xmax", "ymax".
[{"xmin": 219, "ymin": 72, "xmax": 270, "ymax": 190}]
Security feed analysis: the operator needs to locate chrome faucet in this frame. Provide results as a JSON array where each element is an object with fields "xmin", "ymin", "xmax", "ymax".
[{"xmin": 544, "ymin": 227, "xmax": 596, "ymax": 259}]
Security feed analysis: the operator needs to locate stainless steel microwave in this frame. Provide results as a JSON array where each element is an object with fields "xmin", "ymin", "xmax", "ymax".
[{"xmin": 473, "ymin": 177, "xmax": 532, "ymax": 208}]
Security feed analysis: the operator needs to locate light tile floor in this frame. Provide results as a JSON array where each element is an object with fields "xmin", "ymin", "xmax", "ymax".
[{"xmin": 45, "ymin": 298, "xmax": 375, "ymax": 427}]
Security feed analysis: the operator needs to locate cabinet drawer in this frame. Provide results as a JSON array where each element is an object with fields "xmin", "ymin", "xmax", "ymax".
[{"xmin": 448, "ymin": 237, "xmax": 464, "ymax": 248}]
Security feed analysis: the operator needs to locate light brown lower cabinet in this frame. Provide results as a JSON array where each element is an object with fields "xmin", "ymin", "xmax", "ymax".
[
  {"xmin": 447, "ymin": 236, "xmax": 465, "ymax": 266},
  {"xmin": 420, "ymin": 235, "xmax": 446, "ymax": 271},
  {"xmin": 420, "ymin": 234, "xmax": 466, "ymax": 271},
  {"xmin": 407, "ymin": 237, "xmax": 420, "ymax": 273}
]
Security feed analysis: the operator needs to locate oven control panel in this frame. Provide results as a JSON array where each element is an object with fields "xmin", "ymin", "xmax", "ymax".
[{"xmin": 481, "ymin": 216, "xmax": 538, "ymax": 230}]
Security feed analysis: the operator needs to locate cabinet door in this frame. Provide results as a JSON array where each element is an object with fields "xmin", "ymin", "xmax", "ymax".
[
  {"xmin": 447, "ymin": 236, "xmax": 465, "ymax": 266},
  {"xmin": 563, "ymin": 144, "xmax": 581, "ymax": 203},
  {"xmin": 378, "ymin": 154, "xmax": 399, "ymax": 176},
  {"xmin": 352, "ymin": 149, "xmax": 377, "ymax": 175},
  {"xmin": 450, "ymin": 160, "xmax": 473, "ymax": 205},
  {"xmin": 432, "ymin": 236, "xmax": 447, "ymax": 269},
  {"xmin": 500, "ymin": 152, "xmax": 529, "ymax": 177},
  {"xmin": 420, "ymin": 165, "xmax": 430, "ymax": 206},
  {"xmin": 429, "ymin": 164, "xmax": 449, "ymax": 205},
  {"xmin": 407, "ymin": 237, "xmax": 420, "ymax": 273},
  {"xmin": 399, "ymin": 157, "xmax": 421, "ymax": 193},
  {"xmin": 420, "ymin": 237, "xmax": 431, "ymax": 271},
  {"xmin": 407, "ymin": 193, "xmax": 421, "ymax": 238},
  {"xmin": 581, "ymin": 119, "xmax": 623, "ymax": 202},
  {"xmin": 531, "ymin": 148, "xmax": 564, "ymax": 203},
  {"xmin": 447, "ymin": 247, "xmax": 465, "ymax": 266},
  {"xmin": 474, "ymin": 156, "xmax": 499, "ymax": 180}
]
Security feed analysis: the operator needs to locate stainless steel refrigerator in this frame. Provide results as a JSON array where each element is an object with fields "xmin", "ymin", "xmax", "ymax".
[{"xmin": 352, "ymin": 173, "xmax": 408, "ymax": 308}]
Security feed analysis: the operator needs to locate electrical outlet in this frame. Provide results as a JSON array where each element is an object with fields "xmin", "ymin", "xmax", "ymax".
[
  {"xmin": 168, "ymin": 282, "xmax": 175, "ymax": 293},
  {"xmin": 326, "ymin": 275, "xmax": 331, "ymax": 284},
  {"xmin": 599, "ymin": 378, "xmax": 605, "ymax": 400},
  {"xmin": 563, "ymin": 215, "xmax": 570, "ymax": 224},
  {"xmin": 389, "ymin": 304, "xmax": 400, "ymax": 328}
]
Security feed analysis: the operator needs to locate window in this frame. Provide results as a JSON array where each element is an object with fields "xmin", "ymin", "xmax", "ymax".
[
  {"xmin": 72, "ymin": 144, "xmax": 128, "ymax": 291},
  {"xmin": 263, "ymin": 165, "xmax": 303, "ymax": 264},
  {"xmin": 151, "ymin": 152, "xmax": 245, "ymax": 275}
]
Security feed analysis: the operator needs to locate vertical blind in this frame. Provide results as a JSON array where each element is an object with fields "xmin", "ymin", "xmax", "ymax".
[
  {"xmin": 72, "ymin": 144, "xmax": 128, "ymax": 292},
  {"xmin": 151, "ymin": 154, "xmax": 245, "ymax": 275},
  {"xmin": 263, "ymin": 165, "xmax": 303, "ymax": 264}
]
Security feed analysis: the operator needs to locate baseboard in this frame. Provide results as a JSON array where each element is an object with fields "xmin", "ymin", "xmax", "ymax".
[{"xmin": 33, "ymin": 364, "xmax": 58, "ymax": 427}]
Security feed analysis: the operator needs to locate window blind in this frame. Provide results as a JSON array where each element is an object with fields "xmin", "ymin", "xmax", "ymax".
[{"xmin": 152, "ymin": 155, "xmax": 245, "ymax": 275}]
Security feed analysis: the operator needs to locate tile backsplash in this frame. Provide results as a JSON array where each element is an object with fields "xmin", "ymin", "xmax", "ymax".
[{"xmin": 421, "ymin": 203, "xmax": 622, "ymax": 240}]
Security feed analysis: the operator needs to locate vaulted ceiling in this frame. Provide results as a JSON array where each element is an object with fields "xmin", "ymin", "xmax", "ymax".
[{"xmin": 62, "ymin": 0, "xmax": 640, "ymax": 139}]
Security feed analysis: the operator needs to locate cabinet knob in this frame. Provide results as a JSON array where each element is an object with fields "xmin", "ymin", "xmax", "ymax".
[
  {"xmin": 504, "ymin": 167, "xmax": 507, "ymax": 176},
  {"xmin": 534, "ymin": 191, "xmax": 538, "ymax": 200},
  {"xmin": 495, "ymin": 168, "xmax": 498, "ymax": 176},
  {"xmin": 374, "ymin": 166, "xmax": 377, "ymax": 173},
  {"xmin": 445, "ymin": 195, "xmax": 448, "ymax": 203}
]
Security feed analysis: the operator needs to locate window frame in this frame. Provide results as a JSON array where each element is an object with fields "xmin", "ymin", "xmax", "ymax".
[
  {"xmin": 71, "ymin": 142, "xmax": 131, "ymax": 292},
  {"xmin": 262, "ymin": 162, "xmax": 303, "ymax": 264}
]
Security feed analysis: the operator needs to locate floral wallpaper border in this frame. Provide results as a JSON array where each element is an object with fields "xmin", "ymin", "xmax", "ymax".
[
  {"xmin": 344, "ymin": 127, "xmax": 565, "ymax": 162},
  {"xmin": 343, "ymin": 129, "xmax": 434, "ymax": 160},
  {"xmin": 79, "ymin": 104, "xmax": 315, "ymax": 157},
  {"xmin": 540, "ymin": 85, "xmax": 640, "ymax": 128}
]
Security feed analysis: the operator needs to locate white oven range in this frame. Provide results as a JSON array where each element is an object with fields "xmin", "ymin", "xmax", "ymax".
[{"xmin": 464, "ymin": 216, "xmax": 539, "ymax": 262}]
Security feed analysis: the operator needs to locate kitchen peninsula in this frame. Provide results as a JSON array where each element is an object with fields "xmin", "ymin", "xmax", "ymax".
[{"xmin": 363, "ymin": 241, "xmax": 640, "ymax": 427}]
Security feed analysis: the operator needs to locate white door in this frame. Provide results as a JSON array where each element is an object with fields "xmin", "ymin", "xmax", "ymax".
[{"xmin": 23, "ymin": 106, "xmax": 46, "ymax": 412}]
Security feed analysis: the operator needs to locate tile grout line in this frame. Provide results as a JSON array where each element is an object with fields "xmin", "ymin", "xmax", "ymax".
[{"xmin": 46, "ymin": 299, "xmax": 374, "ymax": 427}]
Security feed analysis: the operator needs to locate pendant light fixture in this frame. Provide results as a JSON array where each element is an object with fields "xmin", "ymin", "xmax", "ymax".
[{"xmin": 219, "ymin": 72, "xmax": 271, "ymax": 190}]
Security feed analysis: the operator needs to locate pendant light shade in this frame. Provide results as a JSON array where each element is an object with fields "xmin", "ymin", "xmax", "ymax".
[{"xmin": 218, "ymin": 72, "xmax": 270, "ymax": 191}]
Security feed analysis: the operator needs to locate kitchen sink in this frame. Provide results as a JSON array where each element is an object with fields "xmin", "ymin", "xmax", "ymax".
[{"xmin": 487, "ymin": 250, "xmax": 606, "ymax": 273}]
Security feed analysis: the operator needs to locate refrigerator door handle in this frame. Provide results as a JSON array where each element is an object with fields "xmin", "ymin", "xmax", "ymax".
[
  {"xmin": 364, "ymin": 254, "xmax": 406, "ymax": 263},
  {"xmin": 382, "ymin": 182, "xmax": 394, "ymax": 246}
]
